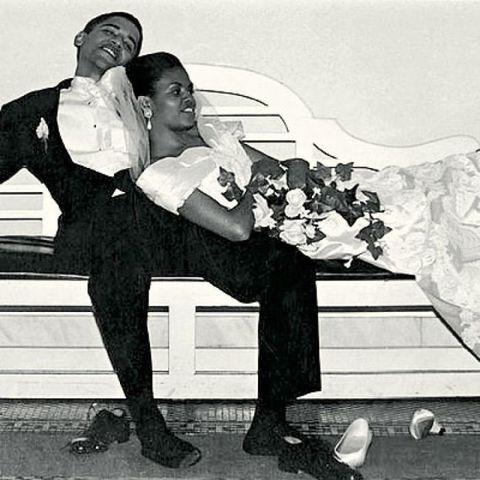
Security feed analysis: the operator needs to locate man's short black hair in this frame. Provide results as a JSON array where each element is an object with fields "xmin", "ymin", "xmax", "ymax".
[{"xmin": 82, "ymin": 11, "xmax": 143, "ymax": 56}]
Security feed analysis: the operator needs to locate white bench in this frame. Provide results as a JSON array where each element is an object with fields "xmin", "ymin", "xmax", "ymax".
[{"xmin": 0, "ymin": 64, "xmax": 479, "ymax": 400}]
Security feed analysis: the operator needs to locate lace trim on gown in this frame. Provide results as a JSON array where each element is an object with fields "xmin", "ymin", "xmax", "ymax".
[{"xmin": 350, "ymin": 152, "xmax": 480, "ymax": 357}]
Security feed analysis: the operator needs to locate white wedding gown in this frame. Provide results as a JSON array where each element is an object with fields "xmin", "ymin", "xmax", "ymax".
[{"xmin": 136, "ymin": 121, "xmax": 480, "ymax": 358}]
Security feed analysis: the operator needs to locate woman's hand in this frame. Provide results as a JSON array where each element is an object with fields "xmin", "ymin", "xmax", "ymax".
[
  {"xmin": 250, "ymin": 156, "xmax": 285, "ymax": 179},
  {"xmin": 283, "ymin": 158, "xmax": 310, "ymax": 189},
  {"xmin": 242, "ymin": 143, "xmax": 285, "ymax": 180}
]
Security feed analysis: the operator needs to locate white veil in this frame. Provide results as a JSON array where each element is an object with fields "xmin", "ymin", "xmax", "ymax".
[
  {"xmin": 100, "ymin": 67, "xmax": 245, "ymax": 182},
  {"xmin": 100, "ymin": 66, "xmax": 150, "ymax": 181}
]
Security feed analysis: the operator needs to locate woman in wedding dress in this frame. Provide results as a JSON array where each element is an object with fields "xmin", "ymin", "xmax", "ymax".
[
  {"xmin": 115, "ymin": 52, "xmax": 368, "ymax": 480},
  {"xmin": 124, "ymin": 52, "xmax": 480, "ymax": 362}
]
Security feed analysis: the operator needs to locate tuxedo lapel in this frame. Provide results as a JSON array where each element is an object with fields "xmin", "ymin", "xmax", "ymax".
[
  {"xmin": 37, "ymin": 79, "xmax": 73, "ymax": 167},
  {"xmin": 14, "ymin": 79, "xmax": 73, "ymax": 170}
]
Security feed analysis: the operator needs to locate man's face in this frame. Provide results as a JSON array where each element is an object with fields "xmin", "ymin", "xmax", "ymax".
[{"xmin": 75, "ymin": 16, "xmax": 141, "ymax": 76}]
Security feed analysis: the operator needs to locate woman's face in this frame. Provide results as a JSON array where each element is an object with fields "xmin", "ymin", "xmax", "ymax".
[{"xmin": 150, "ymin": 66, "xmax": 196, "ymax": 131}]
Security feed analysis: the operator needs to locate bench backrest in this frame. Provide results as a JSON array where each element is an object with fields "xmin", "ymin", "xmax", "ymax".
[{"xmin": 0, "ymin": 63, "xmax": 478, "ymax": 236}]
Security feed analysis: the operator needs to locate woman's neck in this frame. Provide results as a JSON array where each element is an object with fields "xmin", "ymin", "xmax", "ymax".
[{"xmin": 149, "ymin": 125, "xmax": 205, "ymax": 161}]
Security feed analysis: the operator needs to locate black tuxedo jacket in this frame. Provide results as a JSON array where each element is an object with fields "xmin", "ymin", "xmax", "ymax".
[{"xmin": 0, "ymin": 80, "xmax": 131, "ymax": 273}]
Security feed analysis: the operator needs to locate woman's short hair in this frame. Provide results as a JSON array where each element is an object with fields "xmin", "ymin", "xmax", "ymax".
[
  {"xmin": 82, "ymin": 12, "xmax": 143, "ymax": 56},
  {"xmin": 126, "ymin": 52, "xmax": 184, "ymax": 97}
]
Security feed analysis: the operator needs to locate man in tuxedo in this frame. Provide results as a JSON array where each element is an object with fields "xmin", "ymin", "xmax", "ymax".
[
  {"xmin": 0, "ymin": 11, "xmax": 143, "ymax": 273},
  {"xmin": 0, "ymin": 12, "xmax": 341, "ymax": 476},
  {"xmin": 0, "ymin": 9, "xmax": 192, "ymax": 464}
]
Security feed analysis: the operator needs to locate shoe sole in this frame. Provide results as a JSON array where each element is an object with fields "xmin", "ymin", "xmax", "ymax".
[
  {"xmin": 242, "ymin": 445, "xmax": 279, "ymax": 456},
  {"xmin": 141, "ymin": 447, "xmax": 202, "ymax": 469}
]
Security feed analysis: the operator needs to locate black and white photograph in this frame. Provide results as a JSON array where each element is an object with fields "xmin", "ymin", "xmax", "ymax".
[{"xmin": 1, "ymin": 0, "xmax": 480, "ymax": 478}]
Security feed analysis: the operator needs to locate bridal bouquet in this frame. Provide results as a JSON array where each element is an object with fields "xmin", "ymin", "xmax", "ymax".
[
  {"xmin": 219, "ymin": 159, "xmax": 391, "ymax": 261},
  {"xmin": 250, "ymin": 160, "xmax": 391, "ymax": 260}
]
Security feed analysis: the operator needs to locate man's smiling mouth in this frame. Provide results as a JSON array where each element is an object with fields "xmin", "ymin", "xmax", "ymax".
[{"xmin": 100, "ymin": 46, "xmax": 118, "ymax": 60}]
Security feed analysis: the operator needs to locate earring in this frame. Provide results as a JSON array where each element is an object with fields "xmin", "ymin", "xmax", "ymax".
[{"xmin": 143, "ymin": 108, "xmax": 153, "ymax": 130}]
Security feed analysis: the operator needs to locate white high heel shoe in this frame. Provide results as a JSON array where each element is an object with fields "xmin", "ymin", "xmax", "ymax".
[
  {"xmin": 409, "ymin": 408, "xmax": 445, "ymax": 440},
  {"xmin": 333, "ymin": 418, "xmax": 373, "ymax": 469}
]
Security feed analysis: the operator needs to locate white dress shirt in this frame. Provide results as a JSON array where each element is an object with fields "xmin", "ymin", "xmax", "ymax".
[{"xmin": 57, "ymin": 76, "xmax": 132, "ymax": 177}]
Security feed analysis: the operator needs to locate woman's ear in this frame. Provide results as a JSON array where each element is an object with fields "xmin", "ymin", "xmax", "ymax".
[{"xmin": 138, "ymin": 96, "xmax": 153, "ymax": 113}]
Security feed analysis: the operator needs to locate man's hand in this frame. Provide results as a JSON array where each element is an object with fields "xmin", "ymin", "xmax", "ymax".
[{"xmin": 283, "ymin": 158, "xmax": 310, "ymax": 189}]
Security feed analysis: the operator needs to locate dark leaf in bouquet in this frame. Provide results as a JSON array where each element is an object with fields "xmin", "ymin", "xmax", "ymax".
[
  {"xmin": 268, "ymin": 228, "xmax": 281, "ymax": 240},
  {"xmin": 366, "ymin": 243, "xmax": 383, "ymax": 260},
  {"xmin": 268, "ymin": 189, "xmax": 287, "ymax": 206},
  {"xmin": 223, "ymin": 181, "xmax": 244, "ymax": 203},
  {"xmin": 356, "ymin": 222, "xmax": 375, "ymax": 243},
  {"xmin": 361, "ymin": 190, "xmax": 381, "ymax": 212},
  {"xmin": 306, "ymin": 174, "xmax": 325, "ymax": 192},
  {"xmin": 317, "ymin": 202, "xmax": 335, "ymax": 213},
  {"xmin": 371, "ymin": 220, "xmax": 392, "ymax": 240},
  {"xmin": 271, "ymin": 203, "xmax": 286, "ymax": 222},
  {"xmin": 307, "ymin": 198, "xmax": 327, "ymax": 214},
  {"xmin": 247, "ymin": 172, "xmax": 270, "ymax": 195},
  {"xmin": 344, "ymin": 184, "xmax": 359, "ymax": 204},
  {"xmin": 218, "ymin": 167, "xmax": 235, "ymax": 187},
  {"xmin": 306, "ymin": 226, "xmax": 326, "ymax": 244},
  {"xmin": 366, "ymin": 219, "xmax": 391, "ymax": 240},
  {"xmin": 340, "ymin": 203, "xmax": 365, "ymax": 227},
  {"xmin": 320, "ymin": 186, "xmax": 349, "ymax": 213},
  {"xmin": 356, "ymin": 220, "xmax": 391, "ymax": 243},
  {"xmin": 335, "ymin": 162, "xmax": 354, "ymax": 181},
  {"xmin": 284, "ymin": 158, "xmax": 309, "ymax": 189},
  {"xmin": 251, "ymin": 157, "xmax": 285, "ymax": 180},
  {"xmin": 311, "ymin": 162, "xmax": 332, "ymax": 182},
  {"xmin": 302, "ymin": 181, "xmax": 314, "ymax": 199},
  {"xmin": 282, "ymin": 158, "xmax": 310, "ymax": 169}
]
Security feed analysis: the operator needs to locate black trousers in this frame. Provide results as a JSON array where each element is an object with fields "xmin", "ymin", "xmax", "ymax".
[{"xmin": 85, "ymin": 192, "xmax": 320, "ymax": 419}]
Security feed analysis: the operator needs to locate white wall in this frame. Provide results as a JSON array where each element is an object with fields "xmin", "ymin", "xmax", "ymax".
[{"xmin": 2, "ymin": 0, "xmax": 480, "ymax": 146}]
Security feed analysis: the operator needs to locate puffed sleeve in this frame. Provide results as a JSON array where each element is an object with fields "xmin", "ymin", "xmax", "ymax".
[
  {"xmin": 0, "ymin": 103, "xmax": 24, "ymax": 184},
  {"xmin": 136, "ymin": 147, "xmax": 217, "ymax": 214}
]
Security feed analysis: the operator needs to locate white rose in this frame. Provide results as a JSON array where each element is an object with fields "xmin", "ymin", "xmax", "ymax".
[
  {"xmin": 318, "ymin": 211, "xmax": 350, "ymax": 237},
  {"xmin": 279, "ymin": 219, "xmax": 307, "ymax": 245},
  {"xmin": 285, "ymin": 204, "xmax": 302, "ymax": 218},
  {"xmin": 285, "ymin": 189, "xmax": 307, "ymax": 207},
  {"xmin": 305, "ymin": 224, "xmax": 317, "ymax": 239},
  {"xmin": 253, "ymin": 194, "xmax": 276, "ymax": 229}
]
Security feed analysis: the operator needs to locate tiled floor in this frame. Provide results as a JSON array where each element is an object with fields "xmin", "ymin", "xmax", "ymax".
[
  {"xmin": 1, "ymin": 398, "xmax": 479, "ymax": 437},
  {"xmin": 1, "ymin": 400, "xmax": 480, "ymax": 479}
]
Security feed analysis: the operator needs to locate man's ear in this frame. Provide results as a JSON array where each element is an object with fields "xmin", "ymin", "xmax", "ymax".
[{"xmin": 74, "ymin": 31, "xmax": 87, "ymax": 48}]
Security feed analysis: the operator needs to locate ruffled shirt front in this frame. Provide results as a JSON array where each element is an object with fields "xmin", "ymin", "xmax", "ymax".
[
  {"xmin": 58, "ymin": 75, "xmax": 133, "ymax": 177},
  {"xmin": 136, "ymin": 120, "xmax": 252, "ymax": 214}
]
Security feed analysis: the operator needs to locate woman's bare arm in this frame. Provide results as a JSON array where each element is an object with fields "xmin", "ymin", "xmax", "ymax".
[
  {"xmin": 175, "ymin": 145, "xmax": 269, "ymax": 242},
  {"xmin": 178, "ymin": 189, "xmax": 255, "ymax": 242},
  {"xmin": 176, "ymin": 144, "xmax": 310, "ymax": 241}
]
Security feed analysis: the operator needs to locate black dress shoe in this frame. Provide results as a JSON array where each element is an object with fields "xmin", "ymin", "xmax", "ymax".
[
  {"xmin": 243, "ymin": 412, "xmax": 331, "ymax": 456},
  {"xmin": 278, "ymin": 438, "xmax": 364, "ymax": 480},
  {"xmin": 69, "ymin": 408, "xmax": 130, "ymax": 454},
  {"xmin": 140, "ymin": 430, "xmax": 202, "ymax": 468}
]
